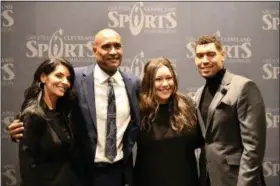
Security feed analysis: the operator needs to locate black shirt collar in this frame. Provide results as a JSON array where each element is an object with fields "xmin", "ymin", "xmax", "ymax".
[{"xmin": 206, "ymin": 68, "xmax": 226, "ymax": 87}]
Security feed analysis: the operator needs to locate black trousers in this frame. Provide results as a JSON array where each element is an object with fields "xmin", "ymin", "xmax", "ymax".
[
  {"xmin": 199, "ymin": 149, "xmax": 211, "ymax": 186},
  {"xmin": 93, "ymin": 160, "xmax": 124, "ymax": 186}
]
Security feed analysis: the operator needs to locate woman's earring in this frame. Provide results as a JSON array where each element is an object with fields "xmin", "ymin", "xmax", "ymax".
[{"xmin": 38, "ymin": 82, "xmax": 44, "ymax": 89}]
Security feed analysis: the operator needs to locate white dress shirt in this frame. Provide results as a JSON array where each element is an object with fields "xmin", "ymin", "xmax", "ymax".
[{"xmin": 94, "ymin": 64, "xmax": 131, "ymax": 163}]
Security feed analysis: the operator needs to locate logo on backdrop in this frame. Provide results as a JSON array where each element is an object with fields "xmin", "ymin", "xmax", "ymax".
[
  {"xmin": 119, "ymin": 51, "xmax": 146, "ymax": 78},
  {"xmin": 1, "ymin": 110, "xmax": 16, "ymax": 139},
  {"xmin": 1, "ymin": 57, "xmax": 16, "ymax": 86},
  {"xmin": 266, "ymin": 108, "xmax": 279, "ymax": 129},
  {"xmin": 186, "ymin": 30, "xmax": 252, "ymax": 64},
  {"xmin": 2, "ymin": 164, "xmax": 17, "ymax": 186},
  {"xmin": 262, "ymin": 58, "xmax": 279, "ymax": 80},
  {"xmin": 119, "ymin": 51, "xmax": 177, "ymax": 78},
  {"xmin": 25, "ymin": 28, "xmax": 94, "ymax": 63},
  {"xmin": 1, "ymin": 4, "xmax": 14, "ymax": 32},
  {"xmin": 108, "ymin": 2, "xmax": 177, "ymax": 35},
  {"xmin": 262, "ymin": 8, "xmax": 279, "ymax": 31},
  {"xmin": 263, "ymin": 157, "xmax": 280, "ymax": 177}
]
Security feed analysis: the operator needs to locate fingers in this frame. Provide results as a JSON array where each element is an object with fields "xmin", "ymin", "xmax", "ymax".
[
  {"xmin": 12, "ymin": 134, "xmax": 24, "ymax": 140},
  {"xmin": 8, "ymin": 119, "xmax": 23, "ymax": 130},
  {"xmin": 9, "ymin": 125, "xmax": 24, "ymax": 135},
  {"xmin": 7, "ymin": 120, "xmax": 24, "ymax": 139}
]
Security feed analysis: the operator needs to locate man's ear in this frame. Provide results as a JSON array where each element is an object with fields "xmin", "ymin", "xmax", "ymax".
[
  {"xmin": 92, "ymin": 43, "xmax": 97, "ymax": 55},
  {"xmin": 221, "ymin": 49, "xmax": 226, "ymax": 57},
  {"xmin": 221, "ymin": 50, "xmax": 226, "ymax": 62}
]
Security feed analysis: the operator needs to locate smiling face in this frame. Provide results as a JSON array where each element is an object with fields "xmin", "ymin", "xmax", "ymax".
[
  {"xmin": 154, "ymin": 65, "xmax": 175, "ymax": 104},
  {"xmin": 195, "ymin": 42, "xmax": 225, "ymax": 78},
  {"xmin": 40, "ymin": 64, "xmax": 71, "ymax": 98},
  {"xmin": 93, "ymin": 29, "xmax": 123, "ymax": 75},
  {"xmin": 141, "ymin": 57, "xmax": 177, "ymax": 106}
]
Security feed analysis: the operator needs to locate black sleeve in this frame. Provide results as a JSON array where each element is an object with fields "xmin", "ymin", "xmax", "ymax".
[
  {"xmin": 185, "ymin": 94, "xmax": 205, "ymax": 149},
  {"xmin": 21, "ymin": 114, "xmax": 47, "ymax": 154}
]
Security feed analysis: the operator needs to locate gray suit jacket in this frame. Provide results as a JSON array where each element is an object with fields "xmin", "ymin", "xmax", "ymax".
[{"xmin": 195, "ymin": 71, "xmax": 266, "ymax": 186}]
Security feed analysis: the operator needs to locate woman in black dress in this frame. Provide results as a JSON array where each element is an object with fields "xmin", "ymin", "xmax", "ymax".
[
  {"xmin": 18, "ymin": 57, "xmax": 82, "ymax": 186},
  {"xmin": 134, "ymin": 57, "xmax": 204, "ymax": 186}
]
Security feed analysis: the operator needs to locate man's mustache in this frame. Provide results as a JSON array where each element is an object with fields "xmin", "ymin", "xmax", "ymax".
[{"xmin": 107, "ymin": 56, "xmax": 121, "ymax": 60}]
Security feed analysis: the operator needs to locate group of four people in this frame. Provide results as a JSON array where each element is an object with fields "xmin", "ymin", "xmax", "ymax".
[{"xmin": 8, "ymin": 28, "xmax": 267, "ymax": 186}]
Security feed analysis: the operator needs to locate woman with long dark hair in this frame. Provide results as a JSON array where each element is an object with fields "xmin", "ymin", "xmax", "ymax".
[
  {"xmin": 18, "ymin": 57, "xmax": 82, "ymax": 186},
  {"xmin": 134, "ymin": 57, "xmax": 204, "ymax": 186}
]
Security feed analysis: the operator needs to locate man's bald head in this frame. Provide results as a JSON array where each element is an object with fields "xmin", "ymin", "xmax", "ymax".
[
  {"xmin": 94, "ymin": 28, "xmax": 122, "ymax": 47},
  {"xmin": 92, "ymin": 28, "xmax": 123, "ymax": 76}
]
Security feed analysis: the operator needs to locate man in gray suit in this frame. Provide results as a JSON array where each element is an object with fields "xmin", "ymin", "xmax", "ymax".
[{"xmin": 193, "ymin": 35, "xmax": 266, "ymax": 186}]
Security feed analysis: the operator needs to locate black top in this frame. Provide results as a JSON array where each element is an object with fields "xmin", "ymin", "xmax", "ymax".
[
  {"xmin": 134, "ymin": 103, "xmax": 203, "ymax": 186},
  {"xmin": 205, "ymin": 68, "xmax": 226, "ymax": 94},
  {"xmin": 199, "ymin": 69, "xmax": 226, "ymax": 125},
  {"xmin": 19, "ymin": 100, "xmax": 81, "ymax": 186}
]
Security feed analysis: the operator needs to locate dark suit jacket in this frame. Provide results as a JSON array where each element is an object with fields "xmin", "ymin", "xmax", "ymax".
[
  {"xmin": 19, "ymin": 105, "xmax": 81, "ymax": 186},
  {"xmin": 195, "ymin": 71, "xmax": 266, "ymax": 186},
  {"xmin": 71, "ymin": 64, "xmax": 141, "ymax": 186}
]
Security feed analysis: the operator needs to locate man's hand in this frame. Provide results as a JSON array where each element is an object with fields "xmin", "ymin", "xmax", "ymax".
[{"xmin": 8, "ymin": 119, "xmax": 24, "ymax": 142}]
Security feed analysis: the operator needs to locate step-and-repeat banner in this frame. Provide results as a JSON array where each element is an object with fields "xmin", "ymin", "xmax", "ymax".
[{"xmin": 1, "ymin": 2, "xmax": 279, "ymax": 186}]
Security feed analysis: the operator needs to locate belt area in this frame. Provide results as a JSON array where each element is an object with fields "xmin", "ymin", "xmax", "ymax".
[{"xmin": 94, "ymin": 160, "xmax": 123, "ymax": 168}]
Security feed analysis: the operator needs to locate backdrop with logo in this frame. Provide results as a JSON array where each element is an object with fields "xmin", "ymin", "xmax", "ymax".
[{"xmin": 1, "ymin": 2, "xmax": 279, "ymax": 186}]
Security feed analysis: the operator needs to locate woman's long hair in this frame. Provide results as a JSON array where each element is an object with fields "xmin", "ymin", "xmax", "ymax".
[
  {"xmin": 140, "ymin": 57, "xmax": 197, "ymax": 132},
  {"xmin": 20, "ymin": 57, "xmax": 76, "ymax": 120}
]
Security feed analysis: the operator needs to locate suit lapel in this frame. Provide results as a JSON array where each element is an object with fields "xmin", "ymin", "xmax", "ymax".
[
  {"xmin": 195, "ymin": 86, "xmax": 207, "ymax": 138},
  {"xmin": 81, "ymin": 64, "xmax": 97, "ymax": 129},
  {"xmin": 196, "ymin": 85, "xmax": 205, "ymax": 106},
  {"xmin": 120, "ymin": 71, "xmax": 139, "ymax": 160},
  {"xmin": 197, "ymin": 108, "xmax": 206, "ymax": 138},
  {"xmin": 120, "ymin": 71, "xmax": 137, "ymax": 118},
  {"xmin": 206, "ymin": 90, "xmax": 225, "ymax": 129},
  {"xmin": 206, "ymin": 71, "xmax": 233, "ymax": 132}
]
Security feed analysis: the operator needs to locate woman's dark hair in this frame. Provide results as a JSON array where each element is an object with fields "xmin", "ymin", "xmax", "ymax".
[{"xmin": 20, "ymin": 57, "xmax": 75, "ymax": 120}]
